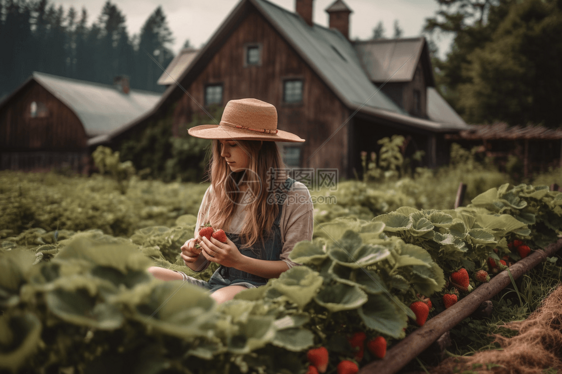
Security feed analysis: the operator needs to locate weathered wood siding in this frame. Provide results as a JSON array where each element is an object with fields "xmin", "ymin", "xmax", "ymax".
[
  {"xmin": 171, "ymin": 7, "xmax": 349, "ymax": 174},
  {"xmin": 0, "ymin": 81, "xmax": 87, "ymax": 151},
  {"xmin": 0, "ymin": 81, "xmax": 89, "ymax": 172},
  {"xmin": 402, "ymin": 60, "xmax": 427, "ymax": 118}
]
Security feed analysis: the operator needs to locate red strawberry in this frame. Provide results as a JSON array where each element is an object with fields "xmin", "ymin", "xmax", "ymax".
[
  {"xmin": 307, "ymin": 347, "xmax": 329, "ymax": 373},
  {"xmin": 337, "ymin": 361, "xmax": 359, "ymax": 374},
  {"xmin": 500, "ymin": 260, "xmax": 507, "ymax": 267},
  {"xmin": 475, "ymin": 270, "xmax": 490, "ymax": 283},
  {"xmin": 451, "ymin": 268, "xmax": 469, "ymax": 289},
  {"xmin": 417, "ymin": 295, "xmax": 432, "ymax": 309},
  {"xmin": 409, "ymin": 301, "xmax": 429, "ymax": 326},
  {"xmin": 212, "ymin": 229, "xmax": 227, "ymax": 243},
  {"xmin": 513, "ymin": 239, "xmax": 524, "ymax": 248},
  {"xmin": 306, "ymin": 366, "xmax": 319, "ymax": 374},
  {"xmin": 367, "ymin": 336, "xmax": 386, "ymax": 359},
  {"xmin": 348, "ymin": 332, "xmax": 366, "ymax": 361},
  {"xmin": 488, "ymin": 257, "xmax": 498, "ymax": 268},
  {"xmin": 508, "ymin": 242, "xmax": 514, "ymax": 250},
  {"xmin": 443, "ymin": 293, "xmax": 458, "ymax": 309},
  {"xmin": 199, "ymin": 224, "xmax": 214, "ymax": 240},
  {"xmin": 518, "ymin": 245, "xmax": 531, "ymax": 259}
]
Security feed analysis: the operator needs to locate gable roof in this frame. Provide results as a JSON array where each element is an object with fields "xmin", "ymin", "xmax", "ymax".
[
  {"xmin": 92, "ymin": 0, "xmax": 467, "ymax": 145},
  {"xmin": 157, "ymin": 48, "xmax": 199, "ymax": 86},
  {"xmin": 354, "ymin": 37, "xmax": 435, "ymax": 85},
  {"xmin": 254, "ymin": 0, "xmax": 405, "ymax": 114},
  {"xmin": 1, "ymin": 72, "xmax": 161, "ymax": 138},
  {"xmin": 427, "ymin": 87, "xmax": 466, "ymax": 128}
]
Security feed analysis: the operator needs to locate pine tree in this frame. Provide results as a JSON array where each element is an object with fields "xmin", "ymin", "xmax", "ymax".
[
  {"xmin": 393, "ymin": 20, "xmax": 403, "ymax": 38},
  {"xmin": 372, "ymin": 21, "xmax": 385, "ymax": 39},
  {"xmin": 137, "ymin": 6, "xmax": 174, "ymax": 91}
]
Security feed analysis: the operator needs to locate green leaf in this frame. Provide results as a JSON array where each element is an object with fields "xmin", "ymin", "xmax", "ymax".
[
  {"xmin": 46, "ymin": 288, "xmax": 124, "ymax": 330},
  {"xmin": 395, "ymin": 243, "xmax": 433, "ymax": 268},
  {"xmin": 0, "ymin": 313, "xmax": 42, "ymax": 373},
  {"xmin": 289, "ymin": 240, "xmax": 327, "ymax": 266},
  {"xmin": 271, "ymin": 267, "xmax": 323, "ymax": 309},
  {"xmin": 428, "ymin": 212, "xmax": 454, "ymax": 227},
  {"xmin": 329, "ymin": 243, "xmax": 391, "ymax": 268},
  {"xmin": 353, "ymin": 269, "xmax": 388, "ymax": 294},
  {"xmin": 227, "ymin": 315, "xmax": 276, "ymax": 354},
  {"xmin": 314, "ymin": 283, "xmax": 368, "ymax": 312},
  {"xmin": 357, "ymin": 293, "xmax": 407, "ymax": 338},
  {"xmin": 272, "ymin": 328, "xmax": 314, "ymax": 352},
  {"xmin": 132, "ymin": 282, "xmax": 216, "ymax": 339},
  {"xmin": 468, "ymin": 229, "xmax": 496, "ymax": 244},
  {"xmin": 409, "ymin": 263, "xmax": 446, "ymax": 296},
  {"xmin": 373, "ymin": 213, "xmax": 413, "ymax": 232}
]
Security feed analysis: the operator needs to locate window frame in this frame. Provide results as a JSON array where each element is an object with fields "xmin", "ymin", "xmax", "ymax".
[
  {"xmin": 204, "ymin": 83, "xmax": 224, "ymax": 107},
  {"xmin": 282, "ymin": 78, "xmax": 304, "ymax": 105},
  {"xmin": 244, "ymin": 43, "xmax": 262, "ymax": 67},
  {"xmin": 280, "ymin": 143, "xmax": 303, "ymax": 168},
  {"xmin": 28, "ymin": 101, "xmax": 49, "ymax": 119}
]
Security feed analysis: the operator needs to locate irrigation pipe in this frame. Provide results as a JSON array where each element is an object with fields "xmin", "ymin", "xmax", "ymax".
[{"xmin": 359, "ymin": 237, "xmax": 562, "ymax": 374}]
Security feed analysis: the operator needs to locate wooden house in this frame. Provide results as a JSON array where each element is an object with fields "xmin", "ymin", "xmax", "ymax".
[
  {"xmin": 92, "ymin": 0, "xmax": 468, "ymax": 180},
  {"xmin": 0, "ymin": 72, "xmax": 160, "ymax": 173}
]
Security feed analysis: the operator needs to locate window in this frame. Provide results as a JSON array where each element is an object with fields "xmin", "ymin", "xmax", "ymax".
[
  {"xmin": 413, "ymin": 89, "xmax": 421, "ymax": 115},
  {"xmin": 29, "ymin": 101, "xmax": 49, "ymax": 118},
  {"xmin": 205, "ymin": 84, "xmax": 223, "ymax": 106},
  {"xmin": 246, "ymin": 45, "xmax": 261, "ymax": 65},
  {"xmin": 283, "ymin": 146, "xmax": 302, "ymax": 167},
  {"xmin": 283, "ymin": 80, "xmax": 303, "ymax": 103}
]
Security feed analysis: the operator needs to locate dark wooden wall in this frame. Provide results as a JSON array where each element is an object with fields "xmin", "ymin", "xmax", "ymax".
[
  {"xmin": 170, "ymin": 7, "xmax": 350, "ymax": 174},
  {"xmin": 0, "ymin": 80, "xmax": 89, "ymax": 172},
  {"xmin": 379, "ymin": 60, "xmax": 428, "ymax": 119},
  {"xmin": 0, "ymin": 81, "xmax": 87, "ymax": 151}
]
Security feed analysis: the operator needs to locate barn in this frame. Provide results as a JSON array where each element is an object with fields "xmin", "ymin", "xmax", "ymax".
[
  {"xmin": 0, "ymin": 72, "xmax": 160, "ymax": 173},
  {"xmin": 92, "ymin": 0, "xmax": 468, "ymax": 180}
]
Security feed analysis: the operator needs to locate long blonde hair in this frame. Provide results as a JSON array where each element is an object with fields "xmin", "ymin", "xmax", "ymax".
[{"xmin": 204, "ymin": 139, "xmax": 288, "ymax": 250}]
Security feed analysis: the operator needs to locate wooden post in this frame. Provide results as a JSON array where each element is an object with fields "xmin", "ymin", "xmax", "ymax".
[
  {"xmin": 551, "ymin": 184, "xmax": 560, "ymax": 192},
  {"xmin": 454, "ymin": 183, "xmax": 467, "ymax": 209},
  {"xmin": 358, "ymin": 238, "xmax": 562, "ymax": 374},
  {"xmin": 523, "ymin": 139, "xmax": 529, "ymax": 178}
]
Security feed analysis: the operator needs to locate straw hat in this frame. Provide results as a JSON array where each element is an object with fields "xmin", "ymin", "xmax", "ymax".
[{"xmin": 187, "ymin": 98, "xmax": 305, "ymax": 143}]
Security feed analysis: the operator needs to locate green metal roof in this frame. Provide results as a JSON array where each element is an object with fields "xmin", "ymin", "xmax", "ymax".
[
  {"xmin": 32, "ymin": 72, "xmax": 161, "ymax": 137},
  {"xmin": 427, "ymin": 87, "xmax": 467, "ymax": 128},
  {"xmin": 254, "ymin": 0, "xmax": 405, "ymax": 114}
]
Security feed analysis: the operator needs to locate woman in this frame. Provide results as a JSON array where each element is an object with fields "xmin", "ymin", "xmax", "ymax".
[{"xmin": 148, "ymin": 98, "xmax": 314, "ymax": 304}]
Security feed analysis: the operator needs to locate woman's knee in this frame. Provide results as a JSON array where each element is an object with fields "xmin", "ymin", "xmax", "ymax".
[
  {"xmin": 147, "ymin": 266, "xmax": 182, "ymax": 281},
  {"xmin": 211, "ymin": 286, "xmax": 247, "ymax": 304}
]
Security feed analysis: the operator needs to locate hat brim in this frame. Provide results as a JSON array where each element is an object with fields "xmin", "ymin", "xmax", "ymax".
[{"xmin": 188, "ymin": 124, "xmax": 305, "ymax": 143}]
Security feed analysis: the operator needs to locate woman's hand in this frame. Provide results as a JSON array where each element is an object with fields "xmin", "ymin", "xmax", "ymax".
[
  {"xmin": 180, "ymin": 236, "xmax": 202, "ymax": 265},
  {"xmin": 199, "ymin": 236, "xmax": 245, "ymax": 269}
]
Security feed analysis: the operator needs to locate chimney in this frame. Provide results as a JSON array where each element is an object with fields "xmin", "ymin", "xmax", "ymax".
[
  {"xmin": 114, "ymin": 75, "xmax": 130, "ymax": 94},
  {"xmin": 325, "ymin": 0, "xmax": 353, "ymax": 40},
  {"xmin": 296, "ymin": 0, "xmax": 314, "ymax": 27}
]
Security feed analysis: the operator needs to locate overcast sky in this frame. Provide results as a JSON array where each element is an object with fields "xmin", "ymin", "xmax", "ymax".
[{"xmin": 56, "ymin": 0, "xmax": 453, "ymax": 58}]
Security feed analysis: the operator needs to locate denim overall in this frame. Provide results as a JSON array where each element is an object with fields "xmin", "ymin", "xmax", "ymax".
[{"xmin": 203, "ymin": 177, "xmax": 295, "ymax": 293}]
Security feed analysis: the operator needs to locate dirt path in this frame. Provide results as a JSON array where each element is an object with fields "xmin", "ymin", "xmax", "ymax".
[{"xmin": 429, "ymin": 284, "xmax": 562, "ymax": 374}]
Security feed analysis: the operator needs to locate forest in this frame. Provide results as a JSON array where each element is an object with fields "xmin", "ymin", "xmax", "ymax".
[{"xmin": 0, "ymin": 0, "xmax": 178, "ymax": 96}]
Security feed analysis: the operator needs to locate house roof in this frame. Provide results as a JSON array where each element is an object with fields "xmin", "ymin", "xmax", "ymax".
[
  {"xmin": 427, "ymin": 87, "xmax": 467, "ymax": 128},
  {"xmin": 1, "ymin": 72, "xmax": 161, "ymax": 138},
  {"xmin": 90, "ymin": 0, "xmax": 467, "ymax": 146},
  {"xmin": 354, "ymin": 37, "xmax": 435, "ymax": 85},
  {"xmin": 254, "ymin": 0, "xmax": 404, "ymax": 114},
  {"xmin": 157, "ymin": 48, "xmax": 199, "ymax": 85},
  {"xmin": 326, "ymin": 0, "xmax": 353, "ymax": 13},
  {"xmin": 446, "ymin": 122, "xmax": 562, "ymax": 140}
]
